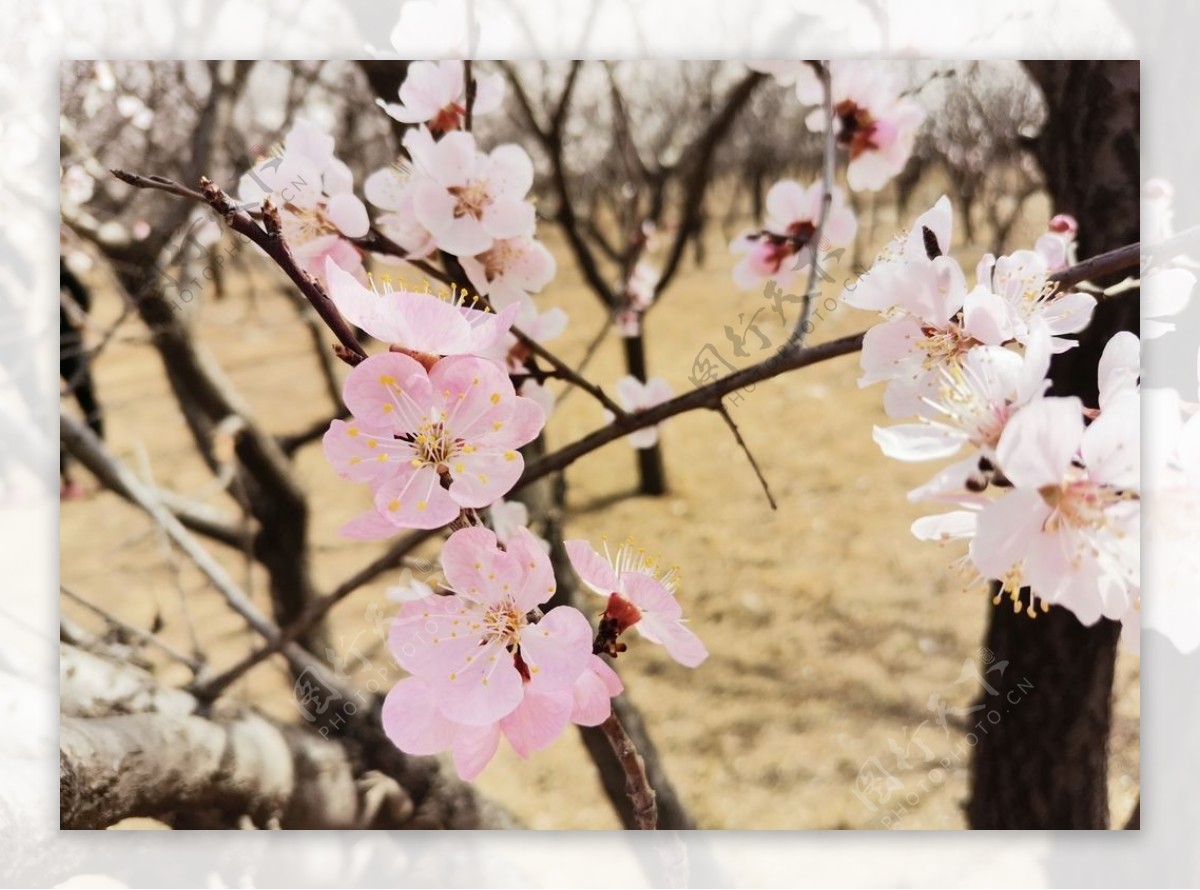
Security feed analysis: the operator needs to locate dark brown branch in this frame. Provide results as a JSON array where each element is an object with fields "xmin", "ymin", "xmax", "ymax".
[
  {"xmin": 599, "ymin": 712, "xmax": 657, "ymax": 830},
  {"xmin": 110, "ymin": 170, "xmax": 368, "ymax": 362},
  {"xmin": 60, "ymin": 584, "xmax": 203, "ymax": 674}
]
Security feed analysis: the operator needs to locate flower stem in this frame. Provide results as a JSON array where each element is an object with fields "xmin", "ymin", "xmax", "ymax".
[{"xmin": 600, "ymin": 712, "xmax": 657, "ymax": 829}]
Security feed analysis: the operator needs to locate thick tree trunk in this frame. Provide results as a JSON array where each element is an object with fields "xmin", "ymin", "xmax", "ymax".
[
  {"xmin": 59, "ymin": 644, "xmax": 519, "ymax": 830},
  {"xmin": 967, "ymin": 61, "xmax": 1139, "ymax": 830},
  {"xmin": 621, "ymin": 335, "xmax": 668, "ymax": 496}
]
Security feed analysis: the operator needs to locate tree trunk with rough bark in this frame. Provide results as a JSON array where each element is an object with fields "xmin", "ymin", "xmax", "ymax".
[{"xmin": 967, "ymin": 60, "xmax": 1139, "ymax": 830}]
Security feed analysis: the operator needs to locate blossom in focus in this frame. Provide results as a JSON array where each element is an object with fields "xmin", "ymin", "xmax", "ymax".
[
  {"xmin": 975, "ymin": 249, "xmax": 1096, "ymax": 352},
  {"xmin": 971, "ymin": 393, "xmax": 1140, "ymax": 626},
  {"xmin": 603, "ymin": 376, "xmax": 674, "ymax": 449},
  {"xmin": 380, "ymin": 60, "xmax": 505, "ymax": 133},
  {"xmin": 460, "ymin": 235, "xmax": 557, "ymax": 306},
  {"xmin": 730, "ymin": 179, "xmax": 857, "ymax": 291},
  {"xmin": 382, "ymin": 526, "xmax": 604, "ymax": 779},
  {"xmin": 873, "ymin": 322, "xmax": 1052, "ymax": 463},
  {"xmin": 566, "ymin": 537, "xmax": 707, "ymax": 667},
  {"xmin": 323, "ymin": 352, "xmax": 544, "ymax": 532},
  {"xmin": 403, "ymin": 127, "xmax": 536, "ymax": 257},
  {"xmin": 325, "ymin": 258, "xmax": 518, "ymax": 359},
  {"xmin": 794, "ymin": 62, "xmax": 926, "ymax": 192}
]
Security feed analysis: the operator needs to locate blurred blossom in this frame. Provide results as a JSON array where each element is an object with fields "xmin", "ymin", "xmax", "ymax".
[{"xmin": 604, "ymin": 376, "xmax": 674, "ymax": 449}]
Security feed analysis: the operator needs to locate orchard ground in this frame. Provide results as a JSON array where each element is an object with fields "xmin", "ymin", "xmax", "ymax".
[{"xmin": 60, "ymin": 180, "xmax": 1140, "ymax": 830}]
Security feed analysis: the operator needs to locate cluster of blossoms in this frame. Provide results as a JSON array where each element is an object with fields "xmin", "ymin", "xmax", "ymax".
[
  {"xmin": 751, "ymin": 61, "xmax": 926, "ymax": 192},
  {"xmin": 383, "ymin": 527, "xmax": 707, "ymax": 778},
  {"xmin": 238, "ymin": 120, "xmax": 371, "ymax": 285},
  {"xmin": 851, "ymin": 197, "xmax": 1140, "ymax": 644},
  {"xmin": 217, "ymin": 61, "xmax": 711, "ymax": 780}
]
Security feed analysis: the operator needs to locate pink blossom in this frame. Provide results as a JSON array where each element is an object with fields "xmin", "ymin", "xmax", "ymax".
[
  {"xmin": 323, "ymin": 352, "xmax": 544, "ymax": 532},
  {"xmin": 873, "ymin": 323, "xmax": 1051, "ymax": 463},
  {"xmin": 478, "ymin": 295, "xmax": 569, "ymax": 373},
  {"xmin": 460, "ymin": 235, "xmax": 557, "ymax": 306},
  {"xmin": 794, "ymin": 62, "xmax": 926, "ymax": 192},
  {"xmin": 363, "ymin": 163, "xmax": 436, "ymax": 261},
  {"xmin": 565, "ymin": 537, "xmax": 707, "ymax": 667},
  {"xmin": 238, "ymin": 120, "xmax": 370, "ymax": 284},
  {"xmin": 382, "ymin": 526, "xmax": 606, "ymax": 780},
  {"xmin": 325, "ymin": 257, "xmax": 519, "ymax": 359},
  {"xmin": 731, "ymin": 179, "xmax": 857, "ymax": 290},
  {"xmin": 403, "ymin": 127, "xmax": 536, "ymax": 257},
  {"xmin": 976, "ymin": 249, "xmax": 1096, "ymax": 352},
  {"xmin": 603, "ymin": 376, "xmax": 674, "ymax": 449},
  {"xmin": 625, "ymin": 261, "xmax": 660, "ymax": 311},
  {"xmin": 1034, "ymin": 214, "xmax": 1077, "ymax": 273},
  {"xmin": 380, "ymin": 61, "xmax": 505, "ymax": 133},
  {"xmin": 971, "ymin": 393, "xmax": 1140, "ymax": 625}
]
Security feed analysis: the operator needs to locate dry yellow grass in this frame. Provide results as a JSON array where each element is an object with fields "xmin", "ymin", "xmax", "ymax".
[{"xmin": 61, "ymin": 182, "xmax": 1139, "ymax": 829}]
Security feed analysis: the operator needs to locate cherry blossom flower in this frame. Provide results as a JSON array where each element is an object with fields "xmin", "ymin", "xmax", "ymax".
[
  {"xmin": 460, "ymin": 235, "xmax": 557, "ymax": 306},
  {"xmin": 565, "ymin": 537, "xmax": 707, "ymax": 667},
  {"xmin": 325, "ymin": 257, "xmax": 519, "ymax": 360},
  {"xmin": 519, "ymin": 379, "xmax": 557, "ymax": 422},
  {"xmin": 363, "ymin": 162, "xmax": 436, "ymax": 261},
  {"xmin": 626, "ymin": 261, "xmax": 660, "ymax": 311},
  {"xmin": 238, "ymin": 120, "xmax": 370, "ymax": 283},
  {"xmin": 794, "ymin": 62, "xmax": 926, "ymax": 192},
  {"xmin": 380, "ymin": 60, "xmax": 505, "ymax": 133},
  {"xmin": 403, "ymin": 126, "xmax": 536, "ymax": 257},
  {"xmin": 603, "ymin": 376, "xmax": 674, "ymax": 449},
  {"xmin": 1033, "ymin": 213, "xmax": 1077, "ymax": 273},
  {"xmin": 323, "ymin": 352, "xmax": 544, "ymax": 532},
  {"xmin": 730, "ymin": 179, "xmax": 857, "ymax": 290},
  {"xmin": 486, "ymin": 497, "xmax": 550, "ymax": 554},
  {"xmin": 479, "ymin": 295, "xmax": 569, "ymax": 373},
  {"xmin": 971, "ymin": 393, "xmax": 1140, "ymax": 625},
  {"xmin": 975, "ymin": 248, "xmax": 1096, "ymax": 352},
  {"xmin": 873, "ymin": 322, "xmax": 1051, "ymax": 463},
  {"xmin": 382, "ymin": 526, "xmax": 605, "ymax": 779}
]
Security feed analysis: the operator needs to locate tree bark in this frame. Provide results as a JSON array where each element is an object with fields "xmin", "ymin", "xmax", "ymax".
[
  {"xmin": 59, "ymin": 644, "xmax": 519, "ymax": 830},
  {"xmin": 967, "ymin": 61, "xmax": 1139, "ymax": 830}
]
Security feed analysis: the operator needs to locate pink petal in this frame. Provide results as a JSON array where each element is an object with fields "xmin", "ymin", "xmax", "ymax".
[
  {"xmin": 519, "ymin": 605, "xmax": 594, "ymax": 693},
  {"xmin": 342, "ymin": 351, "xmax": 432, "ymax": 432},
  {"xmin": 765, "ymin": 179, "xmax": 811, "ymax": 228},
  {"xmin": 565, "ymin": 540, "xmax": 618, "ymax": 595},
  {"xmin": 323, "ymin": 418, "xmax": 405, "ymax": 484},
  {"xmin": 911, "ymin": 510, "xmax": 977, "ymax": 542},
  {"xmin": 482, "ymin": 199, "xmax": 536, "ymax": 240},
  {"xmin": 873, "ymin": 423, "xmax": 967, "ymax": 461},
  {"xmin": 621, "ymin": 571, "xmax": 682, "ymax": 620},
  {"xmin": 962, "ymin": 286, "xmax": 1014, "ymax": 346},
  {"xmin": 461, "ymin": 300, "xmax": 521, "ymax": 354},
  {"xmin": 450, "ymin": 722, "xmax": 501, "ymax": 781},
  {"xmin": 430, "ymin": 130, "xmax": 477, "ymax": 188},
  {"xmin": 326, "ymin": 193, "xmax": 369, "ymax": 238},
  {"xmin": 570, "ymin": 655, "xmax": 623, "ymax": 726},
  {"xmin": 485, "ymin": 144, "xmax": 534, "ymax": 201},
  {"xmin": 971, "ymin": 489, "xmax": 1049, "ymax": 581},
  {"xmin": 996, "ymin": 397, "xmax": 1084, "ymax": 490},
  {"xmin": 429, "ymin": 354, "xmax": 515, "ymax": 437},
  {"xmin": 472, "ymin": 72, "xmax": 506, "ymax": 116},
  {"xmin": 389, "ymin": 594, "xmax": 483, "ymax": 677},
  {"xmin": 449, "ymin": 446, "xmax": 525, "ymax": 509},
  {"xmin": 499, "ymin": 688, "xmax": 573, "ymax": 758},
  {"xmin": 441, "ymin": 526, "xmax": 507, "ymax": 601},
  {"xmin": 858, "ymin": 316, "xmax": 923, "ymax": 386},
  {"xmin": 433, "ymin": 638, "xmax": 525, "ymax": 726},
  {"xmin": 438, "ymin": 215, "xmax": 493, "ymax": 257},
  {"xmin": 411, "ymin": 180, "xmax": 459, "ymax": 236},
  {"xmin": 504, "ymin": 525, "xmax": 557, "ymax": 611},
  {"xmin": 383, "ymin": 291, "xmax": 476, "ymax": 355},
  {"xmin": 1081, "ymin": 391, "xmax": 1139, "ymax": 490},
  {"xmin": 373, "ymin": 465, "xmax": 461, "ymax": 530},
  {"xmin": 340, "ymin": 507, "xmax": 406, "ymax": 540},
  {"xmin": 382, "ymin": 676, "xmax": 458, "ymax": 756}
]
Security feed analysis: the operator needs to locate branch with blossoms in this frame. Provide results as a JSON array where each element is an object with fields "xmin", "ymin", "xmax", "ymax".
[{"xmin": 106, "ymin": 60, "xmax": 1144, "ymax": 833}]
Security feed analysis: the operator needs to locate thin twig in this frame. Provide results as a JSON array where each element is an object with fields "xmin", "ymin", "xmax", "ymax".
[
  {"xmin": 600, "ymin": 712, "xmax": 657, "ymax": 830},
  {"xmin": 790, "ymin": 60, "xmax": 834, "ymax": 347},
  {"xmin": 60, "ymin": 583, "xmax": 203, "ymax": 674},
  {"xmin": 463, "ymin": 60, "xmax": 476, "ymax": 132},
  {"xmin": 714, "ymin": 402, "xmax": 777, "ymax": 509}
]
